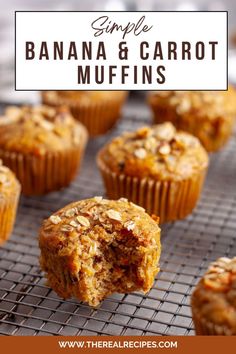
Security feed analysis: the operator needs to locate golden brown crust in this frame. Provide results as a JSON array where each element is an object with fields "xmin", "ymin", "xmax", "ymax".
[
  {"xmin": 0, "ymin": 105, "xmax": 87, "ymax": 156},
  {"xmin": 0, "ymin": 105, "xmax": 88, "ymax": 195},
  {"xmin": 42, "ymin": 91, "xmax": 128, "ymax": 136},
  {"xmin": 39, "ymin": 197, "xmax": 161, "ymax": 306},
  {"xmin": 0, "ymin": 160, "xmax": 20, "ymax": 197},
  {"xmin": 191, "ymin": 257, "xmax": 236, "ymax": 335},
  {"xmin": 148, "ymin": 88, "xmax": 236, "ymax": 118},
  {"xmin": 40, "ymin": 197, "xmax": 160, "ymax": 249},
  {"xmin": 43, "ymin": 91, "xmax": 128, "ymax": 106},
  {"xmin": 98, "ymin": 122, "xmax": 208, "ymax": 181},
  {"xmin": 97, "ymin": 123, "xmax": 208, "ymax": 223},
  {"xmin": 0, "ymin": 159, "xmax": 21, "ymax": 245},
  {"xmin": 148, "ymin": 88, "xmax": 236, "ymax": 152}
]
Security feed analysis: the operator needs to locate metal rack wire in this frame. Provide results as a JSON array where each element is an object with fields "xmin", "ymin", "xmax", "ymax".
[{"xmin": 0, "ymin": 98, "xmax": 236, "ymax": 336}]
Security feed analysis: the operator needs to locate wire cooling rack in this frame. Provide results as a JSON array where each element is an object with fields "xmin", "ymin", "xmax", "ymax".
[{"xmin": 0, "ymin": 97, "xmax": 236, "ymax": 336}]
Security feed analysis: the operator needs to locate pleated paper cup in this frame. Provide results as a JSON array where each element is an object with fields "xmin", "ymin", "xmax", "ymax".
[
  {"xmin": 97, "ymin": 151, "xmax": 207, "ymax": 223},
  {"xmin": 149, "ymin": 101, "xmax": 178, "ymax": 126},
  {"xmin": 0, "ymin": 129, "xmax": 88, "ymax": 196},
  {"xmin": 42, "ymin": 92, "xmax": 128, "ymax": 137},
  {"xmin": 192, "ymin": 309, "xmax": 234, "ymax": 336},
  {"xmin": 0, "ymin": 183, "xmax": 20, "ymax": 245}
]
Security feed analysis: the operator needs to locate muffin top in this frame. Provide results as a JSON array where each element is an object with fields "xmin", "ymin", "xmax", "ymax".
[
  {"xmin": 148, "ymin": 87, "xmax": 236, "ymax": 118},
  {"xmin": 39, "ymin": 197, "xmax": 161, "ymax": 256},
  {"xmin": 0, "ymin": 160, "xmax": 20, "ymax": 198},
  {"xmin": 192, "ymin": 257, "xmax": 236, "ymax": 329},
  {"xmin": 98, "ymin": 122, "xmax": 208, "ymax": 180},
  {"xmin": 43, "ymin": 90, "xmax": 127, "ymax": 105},
  {"xmin": 0, "ymin": 105, "xmax": 87, "ymax": 156}
]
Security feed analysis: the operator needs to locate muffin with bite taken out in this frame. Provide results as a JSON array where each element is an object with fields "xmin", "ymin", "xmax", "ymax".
[{"xmin": 39, "ymin": 197, "xmax": 161, "ymax": 306}]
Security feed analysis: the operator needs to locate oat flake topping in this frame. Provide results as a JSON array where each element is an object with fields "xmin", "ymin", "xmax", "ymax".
[
  {"xmin": 99, "ymin": 122, "xmax": 208, "ymax": 180},
  {"xmin": 43, "ymin": 198, "xmax": 160, "ymax": 241},
  {"xmin": 0, "ymin": 105, "xmax": 86, "ymax": 156},
  {"xmin": 0, "ymin": 160, "xmax": 10, "ymax": 187},
  {"xmin": 76, "ymin": 215, "xmax": 90, "ymax": 227},
  {"xmin": 49, "ymin": 215, "xmax": 62, "ymax": 225},
  {"xmin": 203, "ymin": 257, "xmax": 236, "ymax": 291}
]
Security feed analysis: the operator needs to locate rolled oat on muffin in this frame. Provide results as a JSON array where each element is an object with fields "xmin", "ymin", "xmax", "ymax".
[
  {"xmin": 97, "ymin": 122, "xmax": 208, "ymax": 223},
  {"xmin": 0, "ymin": 105, "xmax": 88, "ymax": 196},
  {"xmin": 42, "ymin": 91, "xmax": 128, "ymax": 136},
  {"xmin": 191, "ymin": 257, "xmax": 236, "ymax": 335},
  {"xmin": 148, "ymin": 88, "xmax": 236, "ymax": 152},
  {"xmin": 39, "ymin": 197, "xmax": 161, "ymax": 306},
  {"xmin": 0, "ymin": 160, "xmax": 21, "ymax": 245}
]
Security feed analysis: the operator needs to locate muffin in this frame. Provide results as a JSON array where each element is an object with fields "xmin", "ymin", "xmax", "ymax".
[
  {"xmin": 191, "ymin": 257, "xmax": 236, "ymax": 335},
  {"xmin": 39, "ymin": 197, "xmax": 161, "ymax": 306},
  {"xmin": 42, "ymin": 91, "xmax": 128, "ymax": 136},
  {"xmin": 97, "ymin": 122, "xmax": 209, "ymax": 223},
  {"xmin": 148, "ymin": 88, "xmax": 236, "ymax": 152},
  {"xmin": 0, "ymin": 105, "xmax": 88, "ymax": 196},
  {"xmin": 0, "ymin": 160, "xmax": 21, "ymax": 245}
]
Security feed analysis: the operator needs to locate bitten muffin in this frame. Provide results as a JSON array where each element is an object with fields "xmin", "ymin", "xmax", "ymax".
[
  {"xmin": 39, "ymin": 197, "xmax": 161, "ymax": 306},
  {"xmin": 42, "ymin": 91, "xmax": 128, "ymax": 136},
  {"xmin": 97, "ymin": 122, "xmax": 209, "ymax": 223},
  {"xmin": 0, "ymin": 105, "xmax": 88, "ymax": 196},
  {"xmin": 191, "ymin": 257, "xmax": 236, "ymax": 335},
  {"xmin": 148, "ymin": 88, "xmax": 236, "ymax": 152},
  {"xmin": 0, "ymin": 160, "xmax": 21, "ymax": 245}
]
